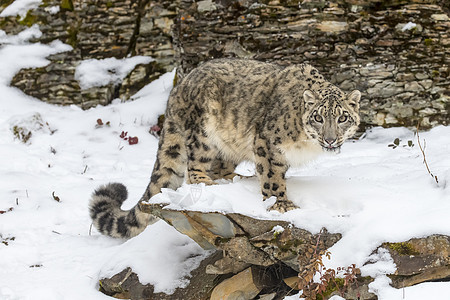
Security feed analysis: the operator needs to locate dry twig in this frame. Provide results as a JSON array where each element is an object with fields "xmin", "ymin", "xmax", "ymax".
[{"xmin": 416, "ymin": 122, "xmax": 438, "ymax": 185}]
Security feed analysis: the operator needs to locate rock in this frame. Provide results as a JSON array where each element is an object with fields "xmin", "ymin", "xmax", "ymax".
[
  {"xmin": 206, "ymin": 255, "xmax": 251, "ymax": 275},
  {"xmin": 197, "ymin": 0, "xmax": 217, "ymax": 13},
  {"xmin": 396, "ymin": 73, "xmax": 415, "ymax": 81},
  {"xmin": 250, "ymin": 226, "xmax": 341, "ymax": 272},
  {"xmin": 210, "ymin": 267, "xmax": 263, "ymax": 300},
  {"xmin": 405, "ymin": 81, "xmax": 424, "ymax": 92},
  {"xmin": 5, "ymin": 0, "xmax": 176, "ymax": 109},
  {"xmin": 153, "ymin": 17, "xmax": 173, "ymax": 35},
  {"xmin": 282, "ymin": 276, "xmax": 300, "ymax": 290},
  {"xmin": 257, "ymin": 293, "xmax": 276, "ymax": 300},
  {"xmin": 103, "ymin": 203, "xmax": 450, "ymax": 299},
  {"xmin": 431, "ymin": 13, "xmax": 449, "ymax": 21},
  {"xmin": 316, "ymin": 21, "xmax": 348, "ymax": 33},
  {"xmin": 99, "ymin": 251, "xmax": 226, "ymax": 300},
  {"xmin": 384, "ymin": 235, "xmax": 450, "ymax": 288},
  {"xmin": 415, "ymin": 72, "xmax": 429, "ymax": 80},
  {"xmin": 220, "ymin": 236, "xmax": 276, "ymax": 267},
  {"xmin": 142, "ymin": 203, "xmax": 342, "ymax": 272},
  {"xmin": 419, "ymin": 79, "xmax": 433, "ymax": 90},
  {"xmin": 172, "ymin": 0, "xmax": 450, "ymax": 129}
]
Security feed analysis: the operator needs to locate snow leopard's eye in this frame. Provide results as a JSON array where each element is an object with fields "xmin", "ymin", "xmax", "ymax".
[
  {"xmin": 338, "ymin": 115, "xmax": 348, "ymax": 123},
  {"xmin": 314, "ymin": 115, "xmax": 323, "ymax": 123}
]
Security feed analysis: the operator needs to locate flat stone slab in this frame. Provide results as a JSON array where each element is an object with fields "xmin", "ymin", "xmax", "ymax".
[{"xmin": 140, "ymin": 202, "xmax": 342, "ymax": 272}]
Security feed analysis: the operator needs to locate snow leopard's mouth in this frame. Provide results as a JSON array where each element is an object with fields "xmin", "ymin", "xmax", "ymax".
[{"xmin": 321, "ymin": 145, "xmax": 341, "ymax": 153}]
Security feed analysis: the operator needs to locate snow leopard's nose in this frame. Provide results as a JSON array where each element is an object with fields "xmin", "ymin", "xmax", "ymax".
[{"xmin": 324, "ymin": 138, "xmax": 336, "ymax": 146}]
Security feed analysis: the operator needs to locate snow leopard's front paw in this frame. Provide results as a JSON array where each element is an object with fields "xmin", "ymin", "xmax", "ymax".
[
  {"xmin": 187, "ymin": 170, "xmax": 218, "ymax": 186},
  {"xmin": 269, "ymin": 199, "xmax": 298, "ymax": 213}
]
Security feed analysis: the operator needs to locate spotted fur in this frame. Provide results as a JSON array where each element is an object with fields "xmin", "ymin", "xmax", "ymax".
[{"xmin": 89, "ymin": 59, "xmax": 361, "ymax": 238}]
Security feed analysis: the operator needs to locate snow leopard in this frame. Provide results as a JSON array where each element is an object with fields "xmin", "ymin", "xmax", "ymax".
[{"xmin": 89, "ymin": 59, "xmax": 361, "ymax": 238}]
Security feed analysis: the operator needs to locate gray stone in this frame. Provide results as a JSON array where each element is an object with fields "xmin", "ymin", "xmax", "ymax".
[
  {"xmin": 206, "ymin": 255, "xmax": 251, "ymax": 275},
  {"xmin": 197, "ymin": 0, "xmax": 217, "ymax": 13},
  {"xmin": 415, "ymin": 72, "xmax": 429, "ymax": 80},
  {"xmin": 142, "ymin": 203, "xmax": 341, "ymax": 272},
  {"xmin": 405, "ymin": 81, "xmax": 425, "ymax": 92},
  {"xmin": 396, "ymin": 73, "xmax": 415, "ymax": 81},
  {"xmin": 419, "ymin": 79, "xmax": 433, "ymax": 90},
  {"xmin": 384, "ymin": 235, "xmax": 450, "ymax": 288},
  {"xmin": 99, "ymin": 251, "xmax": 224, "ymax": 300},
  {"xmin": 367, "ymin": 82, "xmax": 404, "ymax": 98},
  {"xmin": 419, "ymin": 108, "xmax": 438, "ymax": 116}
]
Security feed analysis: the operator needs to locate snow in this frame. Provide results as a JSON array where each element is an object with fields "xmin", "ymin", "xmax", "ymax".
[
  {"xmin": 0, "ymin": 0, "xmax": 42, "ymax": 18},
  {"xmin": 44, "ymin": 5, "xmax": 59, "ymax": 15},
  {"xmin": 75, "ymin": 56, "xmax": 154, "ymax": 90},
  {"xmin": 1, "ymin": 26, "xmax": 450, "ymax": 300},
  {"xmin": 0, "ymin": 25, "xmax": 42, "ymax": 45},
  {"xmin": 98, "ymin": 222, "xmax": 210, "ymax": 294},
  {"xmin": 401, "ymin": 22, "xmax": 417, "ymax": 31}
]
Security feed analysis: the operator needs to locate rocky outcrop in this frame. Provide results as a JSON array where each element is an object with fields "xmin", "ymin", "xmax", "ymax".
[
  {"xmin": 384, "ymin": 235, "xmax": 450, "ymax": 288},
  {"xmin": 142, "ymin": 203, "xmax": 342, "ymax": 274},
  {"xmin": 99, "ymin": 252, "xmax": 226, "ymax": 300},
  {"xmin": 1, "ymin": 0, "xmax": 448, "ymax": 127},
  {"xmin": 2, "ymin": 0, "xmax": 176, "ymax": 109},
  {"xmin": 98, "ymin": 204, "xmax": 450, "ymax": 300},
  {"xmin": 172, "ymin": 0, "xmax": 449, "ymax": 129}
]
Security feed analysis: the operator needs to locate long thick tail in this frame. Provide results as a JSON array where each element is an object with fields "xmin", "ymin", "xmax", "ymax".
[
  {"xmin": 89, "ymin": 113, "xmax": 187, "ymax": 239},
  {"xmin": 89, "ymin": 183, "xmax": 157, "ymax": 238}
]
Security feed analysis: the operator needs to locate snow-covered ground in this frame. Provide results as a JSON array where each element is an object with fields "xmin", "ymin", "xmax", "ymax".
[{"xmin": 1, "ymin": 26, "xmax": 449, "ymax": 300}]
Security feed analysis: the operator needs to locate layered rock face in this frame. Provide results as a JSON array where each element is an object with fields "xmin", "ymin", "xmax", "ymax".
[
  {"xmin": 0, "ymin": 0, "xmax": 449, "ymax": 126},
  {"xmin": 2, "ymin": 0, "xmax": 176, "ymax": 109},
  {"xmin": 173, "ymin": 0, "xmax": 449, "ymax": 129}
]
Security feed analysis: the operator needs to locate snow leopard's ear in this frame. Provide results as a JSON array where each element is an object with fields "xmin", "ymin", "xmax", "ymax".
[
  {"xmin": 303, "ymin": 90, "xmax": 317, "ymax": 107},
  {"xmin": 346, "ymin": 90, "xmax": 361, "ymax": 110}
]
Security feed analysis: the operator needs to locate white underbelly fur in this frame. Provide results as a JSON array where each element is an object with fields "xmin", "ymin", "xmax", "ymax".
[
  {"xmin": 204, "ymin": 119, "xmax": 254, "ymax": 162},
  {"xmin": 278, "ymin": 140, "xmax": 322, "ymax": 167},
  {"xmin": 204, "ymin": 118, "xmax": 322, "ymax": 166}
]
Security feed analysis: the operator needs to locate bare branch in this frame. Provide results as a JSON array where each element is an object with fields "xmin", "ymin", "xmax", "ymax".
[{"xmin": 416, "ymin": 122, "xmax": 438, "ymax": 185}]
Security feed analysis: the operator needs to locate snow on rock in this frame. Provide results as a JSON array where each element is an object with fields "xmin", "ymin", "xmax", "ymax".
[
  {"xmin": 401, "ymin": 21, "xmax": 417, "ymax": 31},
  {"xmin": 98, "ymin": 221, "xmax": 209, "ymax": 294},
  {"xmin": 0, "ymin": 0, "xmax": 42, "ymax": 18},
  {"xmin": 0, "ymin": 27, "xmax": 71, "ymax": 86},
  {"xmin": 75, "ymin": 56, "xmax": 154, "ymax": 90},
  {"xmin": 0, "ymin": 24, "xmax": 42, "ymax": 45},
  {"xmin": 44, "ymin": 5, "xmax": 60, "ymax": 15}
]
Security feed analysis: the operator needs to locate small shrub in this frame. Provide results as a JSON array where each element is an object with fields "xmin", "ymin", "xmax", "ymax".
[{"xmin": 296, "ymin": 231, "xmax": 360, "ymax": 299}]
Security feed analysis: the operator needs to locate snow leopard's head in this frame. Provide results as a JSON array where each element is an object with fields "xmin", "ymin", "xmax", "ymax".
[{"xmin": 302, "ymin": 87, "xmax": 361, "ymax": 152}]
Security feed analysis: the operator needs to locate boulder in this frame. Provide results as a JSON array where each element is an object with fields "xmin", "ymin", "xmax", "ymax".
[
  {"xmin": 141, "ymin": 203, "xmax": 342, "ymax": 273},
  {"xmin": 384, "ymin": 235, "xmax": 450, "ymax": 288},
  {"xmin": 210, "ymin": 267, "xmax": 264, "ymax": 300},
  {"xmin": 100, "ymin": 204, "xmax": 450, "ymax": 299},
  {"xmin": 99, "ymin": 251, "xmax": 226, "ymax": 300}
]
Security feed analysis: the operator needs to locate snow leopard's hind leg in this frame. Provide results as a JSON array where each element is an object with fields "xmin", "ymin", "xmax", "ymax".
[
  {"xmin": 89, "ymin": 119, "xmax": 187, "ymax": 239},
  {"xmin": 210, "ymin": 159, "xmax": 238, "ymax": 180},
  {"xmin": 184, "ymin": 125, "xmax": 222, "ymax": 186}
]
